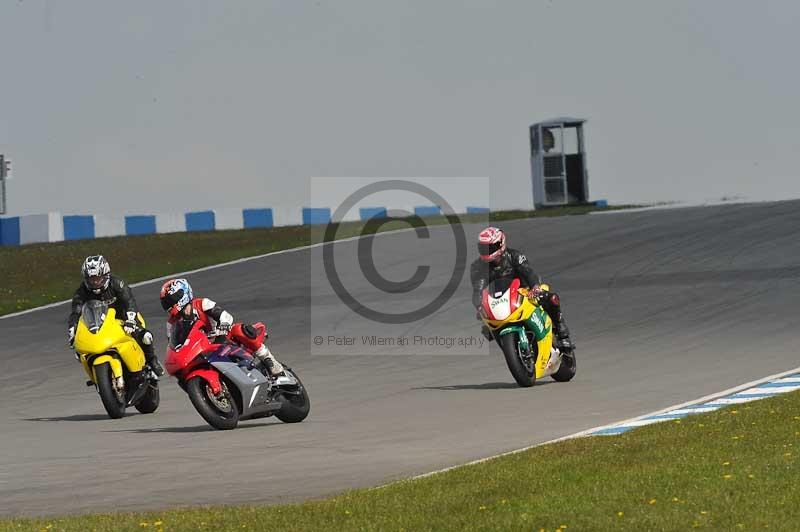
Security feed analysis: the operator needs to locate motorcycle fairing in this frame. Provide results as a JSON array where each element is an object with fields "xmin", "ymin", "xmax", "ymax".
[
  {"xmin": 75, "ymin": 306, "xmax": 146, "ymax": 381},
  {"xmin": 526, "ymin": 306, "xmax": 552, "ymax": 341},
  {"xmin": 184, "ymin": 367, "xmax": 224, "ymax": 395},
  {"xmin": 205, "ymin": 343, "xmax": 253, "ymax": 365},
  {"xmin": 79, "ymin": 352, "xmax": 124, "ymax": 385},
  {"xmin": 212, "ymin": 361, "xmax": 278, "ymax": 418},
  {"xmin": 534, "ymin": 328, "xmax": 556, "ymax": 379},
  {"xmin": 484, "ymin": 279, "xmax": 525, "ymax": 322}
]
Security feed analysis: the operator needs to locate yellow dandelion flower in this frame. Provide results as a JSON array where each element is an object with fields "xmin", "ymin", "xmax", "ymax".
[
  {"xmin": 617, "ymin": 512, "xmax": 624, "ymax": 517},
  {"xmin": 649, "ymin": 498, "xmax": 657, "ymax": 505},
  {"xmin": 722, "ymin": 461, "xmax": 730, "ymax": 466},
  {"xmin": 723, "ymin": 474, "xmax": 733, "ymax": 479}
]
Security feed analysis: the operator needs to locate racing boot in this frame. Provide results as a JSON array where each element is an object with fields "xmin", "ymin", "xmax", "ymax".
[
  {"xmin": 253, "ymin": 344, "xmax": 285, "ymax": 377},
  {"xmin": 554, "ymin": 314, "xmax": 575, "ymax": 354},
  {"xmin": 141, "ymin": 331, "xmax": 165, "ymax": 377}
]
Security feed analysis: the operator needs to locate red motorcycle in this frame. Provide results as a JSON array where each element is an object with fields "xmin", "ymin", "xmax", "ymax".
[{"xmin": 165, "ymin": 319, "xmax": 310, "ymax": 430}]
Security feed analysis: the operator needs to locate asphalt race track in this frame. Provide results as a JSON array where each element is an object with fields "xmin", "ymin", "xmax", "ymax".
[{"xmin": 2, "ymin": 201, "xmax": 799, "ymax": 516}]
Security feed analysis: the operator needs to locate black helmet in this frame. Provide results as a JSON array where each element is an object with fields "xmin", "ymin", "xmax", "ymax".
[{"xmin": 82, "ymin": 255, "xmax": 111, "ymax": 294}]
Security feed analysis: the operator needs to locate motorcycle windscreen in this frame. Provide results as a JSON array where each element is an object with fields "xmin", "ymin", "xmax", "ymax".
[
  {"xmin": 486, "ymin": 276, "xmax": 516, "ymax": 297},
  {"xmin": 169, "ymin": 318, "xmax": 196, "ymax": 349},
  {"xmin": 81, "ymin": 300, "xmax": 109, "ymax": 333}
]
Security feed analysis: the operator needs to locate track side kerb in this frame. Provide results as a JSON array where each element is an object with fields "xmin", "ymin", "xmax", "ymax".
[{"xmin": 376, "ymin": 364, "xmax": 800, "ymax": 488}]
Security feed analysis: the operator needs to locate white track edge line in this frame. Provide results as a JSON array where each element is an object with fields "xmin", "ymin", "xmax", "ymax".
[
  {"xmin": 381, "ymin": 364, "xmax": 800, "ymax": 486},
  {"xmin": 2, "ymin": 207, "xmax": 658, "ymax": 321},
  {"xmin": 0, "ymin": 224, "xmax": 441, "ymax": 320},
  {"xmin": 588, "ymin": 199, "xmax": 762, "ymax": 216}
]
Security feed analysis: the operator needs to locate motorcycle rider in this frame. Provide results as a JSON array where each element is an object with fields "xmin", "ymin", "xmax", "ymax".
[
  {"xmin": 470, "ymin": 227, "xmax": 575, "ymax": 352},
  {"xmin": 67, "ymin": 255, "xmax": 165, "ymax": 376},
  {"xmin": 159, "ymin": 278, "xmax": 285, "ymax": 377}
]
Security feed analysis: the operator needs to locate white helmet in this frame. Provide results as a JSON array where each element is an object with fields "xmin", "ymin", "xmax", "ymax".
[{"xmin": 82, "ymin": 255, "xmax": 111, "ymax": 294}]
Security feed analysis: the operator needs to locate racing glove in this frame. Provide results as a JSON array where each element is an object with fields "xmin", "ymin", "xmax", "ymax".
[
  {"xmin": 68, "ymin": 326, "xmax": 76, "ymax": 347},
  {"xmin": 123, "ymin": 311, "xmax": 138, "ymax": 335},
  {"xmin": 528, "ymin": 284, "xmax": 543, "ymax": 300}
]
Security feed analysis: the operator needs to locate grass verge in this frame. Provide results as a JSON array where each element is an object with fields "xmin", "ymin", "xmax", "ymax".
[
  {"xmin": 4, "ymin": 391, "xmax": 800, "ymax": 531},
  {"xmin": 0, "ymin": 204, "xmax": 631, "ymax": 316}
]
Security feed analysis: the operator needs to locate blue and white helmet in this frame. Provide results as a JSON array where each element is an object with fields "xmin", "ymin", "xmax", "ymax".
[
  {"xmin": 82, "ymin": 255, "xmax": 111, "ymax": 294},
  {"xmin": 160, "ymin": 278, "xmax": 193, "ymax": 318}
]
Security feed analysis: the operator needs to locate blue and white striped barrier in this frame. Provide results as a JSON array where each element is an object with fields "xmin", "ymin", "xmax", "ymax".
[
  {"xmin": 0, "ymin": 205, "xmax": 492, "ymax": 246},
  {"xmin": 587, "ymin": 372, "xmax": 800, "ymax": 436}
]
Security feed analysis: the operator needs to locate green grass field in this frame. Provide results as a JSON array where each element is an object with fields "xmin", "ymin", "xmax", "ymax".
[
  {"xmin": 4, "ymin": 391, "xmax": 799, "ymax": 531},
  {"xmin": 0, "ymin": 205, "xmax": 629, "ymax": 316}
]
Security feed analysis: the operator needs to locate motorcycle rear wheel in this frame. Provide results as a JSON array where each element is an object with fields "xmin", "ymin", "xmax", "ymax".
[
  {"xmin": 275, "ymin": 369, "xmax": 310, "ymax": 423},
  {"xmin": 499, "ymin": 333, "xmax": 536, "ymax": 387},
  {"xmin": 96, "ymin": 362, "xmax": 126, "ymax": 419},
  {"xmin": 186, "ymin": 376, "xmax": 239, "ymax": 430},
  {"xmin": 552, "ymin": 349, "xmax": 577, "ymax": 382},
  {"xmin": 134, "ymin": 382, "xmax": 160, "ymax": 414}
]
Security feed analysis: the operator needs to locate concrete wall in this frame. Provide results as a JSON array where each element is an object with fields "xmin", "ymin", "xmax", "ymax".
[{"xmin": 0, "ymin": 204, "xmax": 490, "ymax": 246}]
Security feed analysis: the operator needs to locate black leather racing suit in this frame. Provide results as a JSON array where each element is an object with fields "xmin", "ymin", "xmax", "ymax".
[
  {"xmin": 67, "ymin": 275, "xmax": 158, "ymax": 367},
  {"xmin": 469, "ymin": 248, "xmax": 573, "ymax": 349}
]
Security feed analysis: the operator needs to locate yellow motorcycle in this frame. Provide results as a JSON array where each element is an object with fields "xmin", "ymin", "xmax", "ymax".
[
  {"xmin": 480, "ymin": 279, "xmax": 576, "ymax": 387},
  {"xmin": 73, "ymin": 300, "xmax": 160, "ymax": 418}
]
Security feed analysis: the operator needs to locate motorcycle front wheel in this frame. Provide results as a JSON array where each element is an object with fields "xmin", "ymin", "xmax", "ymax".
[
  {"xmin": 95, "ymin": 362, "xmax": 126, "ymax": 419},
  {"xmin": 499, "ymin": 333, "xmax": 536, "ymax": 387},
  {"xmin": 186, "ymin": 376, "xmax": 239, "ymax": 430}
]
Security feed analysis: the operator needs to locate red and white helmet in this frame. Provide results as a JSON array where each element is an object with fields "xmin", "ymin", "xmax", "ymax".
[{"xmin": 478, "ymin": 227, "xmax": 506, "ymax": 262}]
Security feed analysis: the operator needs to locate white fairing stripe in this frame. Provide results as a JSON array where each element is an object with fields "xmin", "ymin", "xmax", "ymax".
[
  {"xmin": 488, "ymin": 289, "xmax": 512, "ymax": 321},
  {"xmin": 249, "ymin": 385, "xmax": 260, "ymax": 407}
]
